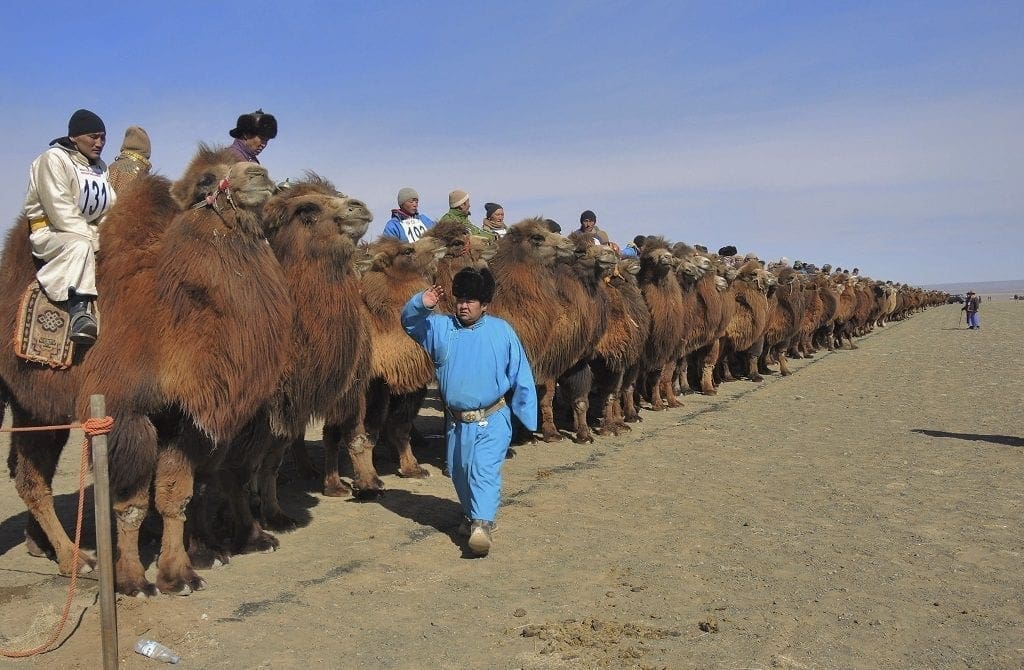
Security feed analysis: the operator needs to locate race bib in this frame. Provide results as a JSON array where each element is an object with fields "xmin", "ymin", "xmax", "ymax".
[
  {"xmin": 400, "ymin": 217, "xmax": 428, "ymax": 242},
  {"xmin": 76, "ymin": 164, "xmax": 112, "ymax": 222}
]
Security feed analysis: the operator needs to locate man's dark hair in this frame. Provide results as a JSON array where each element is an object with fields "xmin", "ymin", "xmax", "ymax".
[{"xmin": 544, "ymin": 219, "xmax": 561, "ymax": 234}]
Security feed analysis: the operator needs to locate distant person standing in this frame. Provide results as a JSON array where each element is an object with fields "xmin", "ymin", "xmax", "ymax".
[
  {"xmin": 228, "ymin": 109, "xmax": 277, "ymax": 163},
  {"xmin": 382, "ymin": 187, "xmax": 435, "ymax": 242},
  {"xmin": 438, "ymin": 189, "xmax": 485, "ymax": 236},
  {"xmin": 481, "ymin": 202, "xmax": 507, "ymax": 239},
  {"xmin": 963, "ymin": 290, "xmax": 981, "ymax": 329}
]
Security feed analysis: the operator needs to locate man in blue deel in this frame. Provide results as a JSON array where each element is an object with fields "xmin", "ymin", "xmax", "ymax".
[{"xmin": 401, "ymin": 267, "xmax": 538, "ymax": 556}]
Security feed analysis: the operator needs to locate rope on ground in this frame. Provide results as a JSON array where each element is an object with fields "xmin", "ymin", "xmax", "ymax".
[{"xmin": 0, "ymin": 416, "xmax": 113, "ymax": 658}]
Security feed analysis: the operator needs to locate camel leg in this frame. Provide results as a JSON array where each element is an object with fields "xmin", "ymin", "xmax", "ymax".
[
  {"xmin": 257, "ymin": 435, "xmax": 302, "ymax": 531},
  {"xmin": 153, "ymin": 446, "xmax": 206, "ymax": 595},
  {"xmin": 778, "ymin": 347, "xmax": 792, "ymax": 376},
  {"xmin": 10, "ymin": 415, "xmax": 95, "ymax": 575},
  {"xmin": 700, "ymin": 341, "xmax": 719, "ymax": 395},
  {"xmin": 321, "ymin": 422, "xmax": 354, "ymax": 498},
  {"xmin": 219, "ymin": 466, "xmax": 279, "ymax": 556},
  {"xmin": 659, "ymin": 364, "xmax": 683, "ymax": 408},
  {"xmin": 646, "ymin": 368, "xmax": 666, "ymax": 410},
  {"xmin": 621, "ymin": 366, "xmax": 642, "ymax": 423},
  {"xmin": 288, "ymin": 436, "xmax": 320, "ymax": 480},
  {"xmin": 560, "ymin": 363, "xmax": 595, "ymax": 444},
  {"xmin": 538, "ymin": 380, "xmax": 562, "ymax": 441},
  {"xmin": 384, "ymin": 389, "xmax": 430, "ymax": 478},
  {"xmin": 746, "ymin": 354, "xmax": 763, "ymax": 382},
  {"xmin": 325, "ymin": 388, "xmax": 383, "ymax": 496}
]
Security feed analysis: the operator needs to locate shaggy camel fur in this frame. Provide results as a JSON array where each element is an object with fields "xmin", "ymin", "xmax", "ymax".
[
  {"xmin": 636, "ymin": 237, "xmax": 686, "ymax": 410},
  {"xmin": 425, "ymin": 219, "xmax": 498, "ymax": 314},
  {"xmin": 686, "ymin": 254, "xmax": 733, "ymax": 396},
  {"xmin": 663, "ymin": 243, "xmax": 714, "ymax": 404},
  {"xmin": 216, "ymin": 177, "xmax": 378, "ymax": 555},
  {"xmin": 487, "ymin": 218, "xmax": 575, "ymax": 440},
  {"xmin": 759, "ymin": 267, "xmax": 805, "ymax": 376},
  {"xmin": 361, "ymin": 236, "xmax": 447, "ymax": 477},
  {"xmin": 547, "ymin": 234, "xmax": 616, "ymax": 443},
  {"xmin": 1, "ymin": 148, "xmax": 293, "ymax": 596},
  {"xmin": 718, "ymin": 259, "xmax": 771, "ymax": 383},
  {"xmin": 831, "ymin": 273, "xmax": 858, "ymax": 350},
  {"xmin": 590, "ymin": 258, "xmax": 650, "ymax": 434}
]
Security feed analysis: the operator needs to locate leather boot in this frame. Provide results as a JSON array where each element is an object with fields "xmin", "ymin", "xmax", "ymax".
[{"xmin": 67, "ymin": 294, "xmax": 98, "ymax": 345}]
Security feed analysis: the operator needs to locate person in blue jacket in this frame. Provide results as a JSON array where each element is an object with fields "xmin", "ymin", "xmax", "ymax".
[
  {"xmin": 382, "ymin": 187, "xmax": 435, "ymax": 242},
  {"xmin": 401, "ymin": 267, "xmax": 538, "ymax": 556}
]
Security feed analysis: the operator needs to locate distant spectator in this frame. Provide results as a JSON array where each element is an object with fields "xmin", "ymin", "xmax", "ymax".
[
  {"xmin": 963, "ymin": 290, "xmax": 981, "ymax": 329},
  {"xmin": 545, "ymin": 219, "xmax": 561, "ymax": 234},
  {"xmin": 228, "ymin": 109, "xmax": 277, "ymax": 164},
  {"xmin": 438, "ymin": 189, "xmax": 484, "ymax": 236},
  {"xmin": 578, "ymin": 210, "xmax": 621, "ymax": 254},
  {"xmin": 621, "ymin": 234, "xmax": 647, "ymax": 258},
  {"xmin": 107, "ymin": 125, "xmax": 152, "ymax": 194},
  {"xmin": 382, "ymin": 187, "xmax": 435, "ymax": 242},
  {"xmin": 481, "ymin": 202, "xmax": 507, "ymax": 239}
]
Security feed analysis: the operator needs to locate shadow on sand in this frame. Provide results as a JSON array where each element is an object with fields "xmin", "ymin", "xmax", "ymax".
[{"xmin": 912, "ymin": 429, "xmax": 1024, "ymax": 448}]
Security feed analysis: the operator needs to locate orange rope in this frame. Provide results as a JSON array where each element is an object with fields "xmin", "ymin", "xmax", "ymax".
[{"xmin": 0, "ymin": 416, "xmax": 113, "ymax": 658}]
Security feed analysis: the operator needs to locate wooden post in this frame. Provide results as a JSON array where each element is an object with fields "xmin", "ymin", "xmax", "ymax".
[{"xmin": 89, "ymin": 395, "xmax": 118, "ymax": 670}]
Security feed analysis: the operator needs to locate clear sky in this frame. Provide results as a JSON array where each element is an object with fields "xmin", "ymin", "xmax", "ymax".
[{"xmin": 3, "ymin": 1, "xmax": 1021, "ymax": 285}]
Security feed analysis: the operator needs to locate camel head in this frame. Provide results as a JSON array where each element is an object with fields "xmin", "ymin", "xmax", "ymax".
[
  {"xmin": 225, "ymin": 161, "xmax": 276, "ymax": 210},
  {"xmin": 669, "ymin": 242, "xmax": 706, "ymax": 282},
  {"xmin": 170, "ymin": 143, "xmax": 243, "ymax": 210},
  {"xmin": 639, "ymin": 236, "xmax": 677, "ymax": 276},
  {"xmin": 365, "ymin": 236, "xmax": 447, "ymax": 280},
  {"xmin": 500, "ymin": 217, "xmax": 575, "ymax": 267},
  {"xmin": 262, "ymin": 174, "xmax": 372, "ymax": 248},
  {"xmin": 469, "ymin": 235, "xmax": 499, "ymax": 264}
]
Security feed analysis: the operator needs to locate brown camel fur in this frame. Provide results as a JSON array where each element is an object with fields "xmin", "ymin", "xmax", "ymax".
[
  {"xmin": 1, "ymin": 148, "xmax": 293, "ymax": 596},
  {"xmin": 759, "ymin": 267, "xmax": 805, "ymax": 376},
  {"xmin": 590, "ymin": 258, "xmax": 650, "ymax": 434},
  {"xmin": 487, "ymin": 219, "xmax": 575, "ymax": 440},
  {"xmin": 547, "ymin": 234, "xmax": 616, "ymax": 443},
  {"xmin": 636, "ymin": 237, "xmax": 685, "ymax": 410},
  {"xmin": 664, "ymin": 243, "xmax": 714, "ymax": 404},
  {"xmin": 217, "ymin": 176, "xmax": 379, "ymax": 555},
  {"xmin": 361, "ymin": 236, "xmax": 447, "ymax": 477},
  {"xmin": 831, "ymin": 273, "xmax": 858, "ymax": 350},
  {"xmin": 718, "ymin": 259, "xmax": 771, "ymax": 382},
  {"xmin": 425, "ymin": 219, "xmax": 498, "ymax": 314},
  {"xmin": 687, "ymin": 254, "xmax": 733, "ymax": 396}
]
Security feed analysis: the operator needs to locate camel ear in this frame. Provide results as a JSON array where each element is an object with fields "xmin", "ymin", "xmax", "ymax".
[
  {"xmin": 370, "ymin": 251, "xmax": 391, "ymax": 270},
  {"xmin": 294, "ymin": 201, "xmax": 321, "ymax": 225}
]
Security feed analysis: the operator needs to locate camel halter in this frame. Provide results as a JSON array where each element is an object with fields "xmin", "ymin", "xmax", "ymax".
[{"xmin": 191, "ymin": 177, "xmax": 235, "ymax": 213}]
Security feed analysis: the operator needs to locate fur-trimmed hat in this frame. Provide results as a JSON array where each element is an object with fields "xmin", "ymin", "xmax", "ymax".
[
  {"xmin": 451, "ymin": 267, "xmax": 495, "ymax": 303},
  {"xmin": 229, "ymin": 109, "xmax": 278, "ymax": 139}
]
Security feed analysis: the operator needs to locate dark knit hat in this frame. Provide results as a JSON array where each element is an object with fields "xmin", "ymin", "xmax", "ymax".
[
  {"xmin": 229, "ymin": 109, "xmax": 278, "ymax": 139},
  {"xmin": 68, "ymin": 109, "xmax": 105, "ymax": 137},
  {"xmin": 451, "ymin": 267, "xmax": 496, "ymax": 303},
  {"xmin": 484, "ymin": 202, "xmax": 502, "ymax": 219},
  {"xmin": 580, "ymin": 209, "xmax": 596, "ymax": 223},
  {"xmin": 545, "ymin": 219, "xmax": 562, "ymax": 234}
]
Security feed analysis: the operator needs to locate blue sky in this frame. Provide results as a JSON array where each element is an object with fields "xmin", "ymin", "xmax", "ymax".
[{"xmin": 3, "ymin": 1, "xmax": 1021, "ymax": 284}]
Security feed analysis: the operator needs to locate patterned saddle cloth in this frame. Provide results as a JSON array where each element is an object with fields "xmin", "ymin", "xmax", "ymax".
[{"xmin": 13, "ymin": 283, "xmax": 97, "ymax": 369}]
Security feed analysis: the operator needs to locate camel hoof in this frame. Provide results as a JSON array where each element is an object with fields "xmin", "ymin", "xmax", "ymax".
[
  {"xmin": 542, "ymin": 432, "xmax": 563, "ymax": 443},
  {"xmin": 122, "ymin": 581, "xmax": 160, "ymax": 598},
  {"xmin": 189, "ymin": 545, "xmax": 228, "ymax": 570},
  {"xmin": 262, "ymin": 511, "xmax": 300, "ymax": 532},
  {"xmin": 749, "ymin": 374, "xmax": 763, "ymax": 382},
  {"xmin": 780, "ymin": 370, "xmax": 791, "ymax": 377},
  {"xmin": 354, "ymin": 487, "xmax": 384, "ymax": 501},
  {"xmin": 398, "ymin": 465, "xmax": 431, "ymax": 479},
  {"xmin": 323, "ymin": 480, "xmax": 353, "ymax": 498},
  {"xmin": 240, "ymin": 531, "xmax": 279, "ymax": 554},
  {"xmin": 573, "ymin": 434, "xmax": 595, "ymax": 445}
]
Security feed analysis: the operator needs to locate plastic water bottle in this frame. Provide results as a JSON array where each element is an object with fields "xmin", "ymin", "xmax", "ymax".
[{"xmin": 134, "ymin": 638, "xmax": 181, "ymax": 664}]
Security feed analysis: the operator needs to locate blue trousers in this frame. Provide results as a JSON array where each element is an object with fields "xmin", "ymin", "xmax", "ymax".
[
  {"xmin": 446, "ymin": 406, "xmax": 512, "ymax": 523},
  {"xmin": 967, "ymin": 312, "xmax": 980, "ymax": 328}
]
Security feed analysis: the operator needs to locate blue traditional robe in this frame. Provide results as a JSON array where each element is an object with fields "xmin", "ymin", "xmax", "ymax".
[{"xmin": 402, "ymin": 293, "xmax": 538, "ymax": 522}]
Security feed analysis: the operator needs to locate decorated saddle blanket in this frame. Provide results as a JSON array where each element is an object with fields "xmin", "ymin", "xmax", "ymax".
[{"xmin": 13, "ymin": 282, "xmax": 96, "ymax": 369}]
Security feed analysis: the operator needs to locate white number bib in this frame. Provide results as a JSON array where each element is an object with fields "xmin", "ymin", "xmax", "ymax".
[
  {"xmin": 400, "ymin": 217, "xmax": 428, "ymax": 242},
  {"xmin": 76, "ymin": 164, "xmax": 112, "ymax": 222}
]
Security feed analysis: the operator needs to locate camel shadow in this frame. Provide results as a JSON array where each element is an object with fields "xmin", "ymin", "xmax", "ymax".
[
  {"xmin": 912, "ymin": 429, "xmax": 1024, "ymax": 448},
  {"xmin": 372, "ymin": 487, "xmax": 466, "ymax": 537},
  {"xmin": 0, "ymin": 488, "xmax": 98, "ymax": 559}
]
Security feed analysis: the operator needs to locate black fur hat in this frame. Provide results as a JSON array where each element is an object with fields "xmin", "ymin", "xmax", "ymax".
[
  {"xmin": 717, "ymin": 245, "xmax": 738, "ymax": 257},
  {"xmin": 452, "ymin": 267, "xmax": 496, "ymax": 303},
  {"xmin": 229, "ymin": 109, "xmax": 278, "ymax": 139}
]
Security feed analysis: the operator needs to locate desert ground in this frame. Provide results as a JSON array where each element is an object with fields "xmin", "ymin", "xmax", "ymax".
[{"xmin": 0, "ymin": 301, "xmax": 1021, "ymax": 669}]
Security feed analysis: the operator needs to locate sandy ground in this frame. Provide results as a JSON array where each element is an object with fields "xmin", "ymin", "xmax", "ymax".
[{"xmin": 0, "ymin": 302, "xmax": 1021, "ymax": 669}]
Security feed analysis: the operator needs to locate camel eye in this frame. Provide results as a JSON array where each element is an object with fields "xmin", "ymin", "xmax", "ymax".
[
  {"xmin": 530, "ymin": 234, "xmax": 544, "ymax": 244},
  {"xmin": 402, "ymin": 248, "xmax": 414, "ymax": 256}
]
